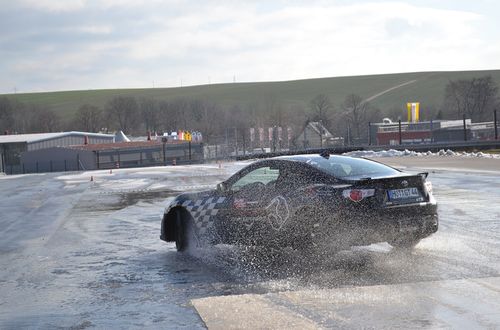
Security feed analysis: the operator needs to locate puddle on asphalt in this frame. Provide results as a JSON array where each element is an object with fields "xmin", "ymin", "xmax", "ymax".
[
  {"xmin": 75, "ymin": 189, "xmax": 179, "ymax": 212},
  {"xmin": 119, "ymin": 190, "xmax": 178, "ymax": 208}
]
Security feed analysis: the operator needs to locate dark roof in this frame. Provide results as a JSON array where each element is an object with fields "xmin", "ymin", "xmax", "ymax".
[{"xmin": 68, "ymin": 140, "xmax": 193, "ymax": 151}]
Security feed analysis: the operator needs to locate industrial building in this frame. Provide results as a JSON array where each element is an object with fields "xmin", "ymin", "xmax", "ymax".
[
  {"xmin": 0, "ymin": 131, "xmax": 114, "ymax": 174},
  {"xmin": 1, "ymin": 130, "xmax": 204, "ymax": 174}
]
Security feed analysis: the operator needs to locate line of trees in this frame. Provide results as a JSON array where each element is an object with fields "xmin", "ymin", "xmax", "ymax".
[
  {"xmin": 1, "ymin": 75, "xmax": 498, "ymax": 146},
  {"xmin": 0, "ymin": 98, "xmax": 61, "ymax": 134},
  {"xmin": 442, "ymin": 75, "xmax": 498, "ymax": 121}
]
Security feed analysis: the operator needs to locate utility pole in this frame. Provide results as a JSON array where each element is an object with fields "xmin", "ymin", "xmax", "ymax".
[
  {"xmin": 303, "ymin": 120, "xmax": 308, "ymax": 150},
  {"xmin": 272, "ymin": 126, "xmax": 277, "ymax": 153},
  {"xmin": 430, "ymin": 120, "xmax": 434, "ymax": 143},
  {"xmin": 162, "ymin": 137, "xmax": 167, "ymax": 165},
  {"xmin": 225, "ymin": 128, "xmax": 229, "ymax": 158},
  {"xmin": 319, "ymin": 120, "xmax": 323, "ymax": 149},
  {"xmin": 234, "ymin": 127, "xmax": 238, "ymax": 156},
  {"xmin": 494, "ymin": 109, "xmax": 498, "ymax": 140},
  {"xmin": 398, "ymin": 120, "xmax": 402, "ymax": 145},
  {"xmin": 463, "ymin": 114, "xmax": 467, "ymax": 141},
  {"xmin": 368, "ymin": 122, "xmax": 371, "ymax": 146},
  {"xmin": 188, "ymin": 141, "xmax": 192, "ymax": 163},
  {"xmin": 243, "ymin": 135, "xmax": 246, "ymax": 156}
]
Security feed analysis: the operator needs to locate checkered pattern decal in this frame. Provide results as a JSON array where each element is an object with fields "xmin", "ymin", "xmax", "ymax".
[{"xmin": 181, "ymin": 197, "xmax": 226, "ymax": 234}]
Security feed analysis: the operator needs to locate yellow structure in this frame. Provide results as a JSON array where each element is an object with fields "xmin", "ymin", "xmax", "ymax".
[{"xmin": 407, "ymin": 102, "xmax": 420, "ymax": 123}]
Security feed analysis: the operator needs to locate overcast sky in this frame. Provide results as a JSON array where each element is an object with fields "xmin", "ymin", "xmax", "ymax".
[{"xmin": 1, "ymin": 0, "xmax": 499, "ymax": 94}]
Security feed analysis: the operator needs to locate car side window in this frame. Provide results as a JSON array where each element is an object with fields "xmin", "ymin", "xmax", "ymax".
[{"xmin": 230, "ymin": 166, "xmax": 280, "ymax": 192}]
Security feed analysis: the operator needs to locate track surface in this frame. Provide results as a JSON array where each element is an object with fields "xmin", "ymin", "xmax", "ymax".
[{"xmin": 0, "ymin": 157, "xmax": 499, "ymax": 328}]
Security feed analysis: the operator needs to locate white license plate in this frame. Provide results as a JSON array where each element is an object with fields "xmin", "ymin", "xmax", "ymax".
[{"xmin": 388, "ymin": 187, "xmax": 420, "ymax": 200}]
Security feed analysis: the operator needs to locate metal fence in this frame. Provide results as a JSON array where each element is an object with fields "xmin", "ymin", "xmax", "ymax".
[
  {"xmin": 3, "ymin": 142, "xmax": 204, "ymax": 175},
  {"xmin": 95, "ymin": 142, "xmax": 204, "ymax": 169},
  {"xmin": 5, "ymin": 159, "xmax": 81, "ymax": 175},
  {"xmin": 369, "ymin": 114, "xmax": 499, "ymax": 146}
]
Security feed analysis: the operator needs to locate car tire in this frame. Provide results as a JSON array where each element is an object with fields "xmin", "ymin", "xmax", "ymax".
[{"xmin": 175, "ymin": 210, "xmax": 197, "ymax": 252}]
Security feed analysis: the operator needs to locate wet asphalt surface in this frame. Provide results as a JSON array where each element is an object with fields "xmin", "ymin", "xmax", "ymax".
[{"xmin": 0, "ymin": 159, "xmax": 499, "ymax": 329}]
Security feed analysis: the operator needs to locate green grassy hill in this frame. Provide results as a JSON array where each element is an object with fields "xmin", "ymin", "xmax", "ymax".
[{"xmin": 4, "ymin": 70, "xmax": 500, "ymax": 121}]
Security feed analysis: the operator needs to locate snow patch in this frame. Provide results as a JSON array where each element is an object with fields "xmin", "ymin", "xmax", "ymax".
[{"xmin": 344, "ymin": 149, "xmax": 500, "ymax": 159}]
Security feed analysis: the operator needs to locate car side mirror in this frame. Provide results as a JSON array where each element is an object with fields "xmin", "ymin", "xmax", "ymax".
[{"xmin": 217, "ymin": 183, "xmax": 226, "ymax": 192}]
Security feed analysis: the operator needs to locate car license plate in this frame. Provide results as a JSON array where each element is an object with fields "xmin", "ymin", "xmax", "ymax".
[{"xmin": 388, "ymin": 187, "xmax": 420, "ymax": 201}]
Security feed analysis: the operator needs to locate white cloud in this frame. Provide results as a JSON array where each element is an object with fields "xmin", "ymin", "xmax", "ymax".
[
  {"xmin": 75, "ymin": 25, "xmax": 113, "ymax": 35},
  {"xmin": 1, "ymin": 1, "xmax": 499, "ymax": 92},
  {"xmin": 121, "ymin": 2, "xmax": 487, "ymax": 79},
  {"xmin": 16, "ymin": 0, "xmax": 87, "ymax": 12}
]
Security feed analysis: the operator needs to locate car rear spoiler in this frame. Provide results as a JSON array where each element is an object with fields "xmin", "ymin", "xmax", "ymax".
[{"xmin": 418, "ymin": 172, "xmax": 429, "ymax": 179}]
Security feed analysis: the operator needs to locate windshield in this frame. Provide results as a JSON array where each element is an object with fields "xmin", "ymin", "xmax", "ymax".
[{"xmin": 305, "ymin": 156, "xmax": 399, "ymax": 178}]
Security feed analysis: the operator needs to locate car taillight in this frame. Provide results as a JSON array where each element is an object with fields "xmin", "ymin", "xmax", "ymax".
[{"xmin": 342, "ymin": 189, "xmax": 375, "ymax": 202}]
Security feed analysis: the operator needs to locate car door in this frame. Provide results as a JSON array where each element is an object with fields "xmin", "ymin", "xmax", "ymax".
[{"xmin": 215, "ymin": 161, "xmax": 282, "ymax": 244}]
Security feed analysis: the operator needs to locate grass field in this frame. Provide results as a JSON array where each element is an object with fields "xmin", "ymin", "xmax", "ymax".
[{"xmin": 4, "ymin": 69, "xmax": 500, "ymax": 121}]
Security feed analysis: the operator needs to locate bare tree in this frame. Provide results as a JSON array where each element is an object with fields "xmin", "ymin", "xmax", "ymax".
[
  {"xmin": 158, "ymin": 100, "xmax": 181, "ymax": 133},
  {"xmin": 443, "ymin": 75, "xmax": 498, "ymax": 121},
  {"xmin": 26, "ymin": 105, "xmax": 60, "ymax": 133},
  {"xmin": 341, "ymin": 94, "xmax": 368, "ymax": 140},
  {"xmin": 189, "ymin": 99, "xmax": 204, "ymax": 123},
  {"xmin": 309, "ymin": 94, "xmax": 333, "ymax": 128},
  {"xmin": 139, "ymin": 98, "xmax": 159, "ymax": 132},
  {"xmin": 105, "ymin": 96, "xmax": 139, "ymax": 133},
  {"xmin": 169, "ymin": 98, "xmax": 190, "ymax": 129},
  {"xmin": 74, "ymin": 104, "xmax": 102, "ymax": 132},
  {"xmin": 12, "ymin": 104, "xmax": 30, "ymax": 133},
  {"xmin": 0, "ymin": 97, "xmax": 15, "ymax": 133},
  {"xmin": 341, "ymin": 94, "xmax": 381, "ymax": 142},
  {"xmin": 196, "ymin": 101, "xmax": 222, "ymax": 144}
]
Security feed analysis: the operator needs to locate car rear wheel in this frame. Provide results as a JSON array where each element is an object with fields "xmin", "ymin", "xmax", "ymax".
[{"xmin": 174, "ymin": 210, "xmax": 197, "ymax": 252}]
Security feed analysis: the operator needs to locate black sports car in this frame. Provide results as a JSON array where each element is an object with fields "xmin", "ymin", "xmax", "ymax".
[{"xmin": 160, "ymin": 153, "xmax": 438, "ymax": 252}]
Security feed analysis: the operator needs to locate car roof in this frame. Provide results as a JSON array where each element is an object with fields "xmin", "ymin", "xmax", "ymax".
[{"xmin": 270, "ymin": 154, "xmax": 356, "ymax": 163}]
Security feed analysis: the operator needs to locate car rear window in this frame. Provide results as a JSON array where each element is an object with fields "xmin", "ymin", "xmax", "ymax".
[{"xmin": 305, "ymin": 156, "xmax": 399, "ymax": 178}]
